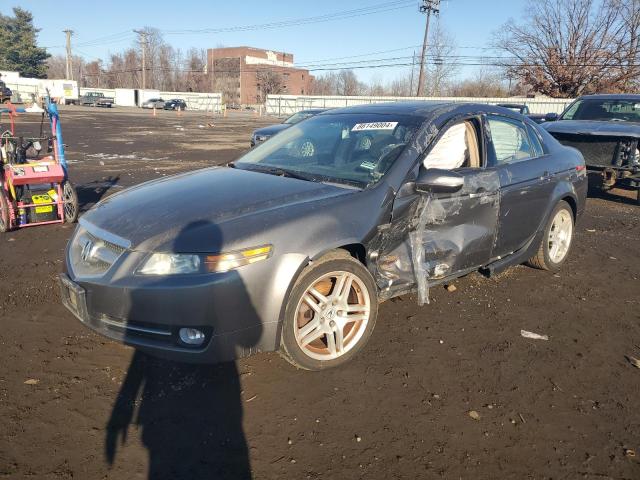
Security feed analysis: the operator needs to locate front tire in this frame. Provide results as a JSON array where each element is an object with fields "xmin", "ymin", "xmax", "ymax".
[
  {"xmin": 527, "ymin": 200, "xmax": 574, "ymax": 271},
  {"xmin": 280, "ymin": 251, "xmax": 378, "ymax": 370}
]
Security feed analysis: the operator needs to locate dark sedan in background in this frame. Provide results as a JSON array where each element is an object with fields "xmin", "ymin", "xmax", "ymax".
[
  {"xmin": 60, "ymin": 102, "xmax": 586, "ymax": 371},
  {"xmin": 250, "ymin": 108, "xmax": 328, "ymax": 146},
  {"xmin": 543, "ymin": 94, "xmax": 640, "ymax": 203},
  {"xmin": 164, "ymin": 99, "xmax": 187, "ymax": 110}
]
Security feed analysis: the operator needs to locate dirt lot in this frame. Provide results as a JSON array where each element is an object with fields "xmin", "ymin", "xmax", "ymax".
[{"xmin": 0, "ymin": 107, "xmax": 639, "ymax": 480}]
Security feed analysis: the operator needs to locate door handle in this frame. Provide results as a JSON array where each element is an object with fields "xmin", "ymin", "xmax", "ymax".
[{"xmin": 469, "ymin": 188, "xmax": 487, "ymax": 199}]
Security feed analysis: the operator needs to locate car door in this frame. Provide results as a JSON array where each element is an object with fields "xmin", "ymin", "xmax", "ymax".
[
  {"xmin": 486, "ymin": 114, "xmax": 556, "ymax": 257},
  {"xmin": 375, "ymin": 117, "xmax": 500, "ymax": 295}
]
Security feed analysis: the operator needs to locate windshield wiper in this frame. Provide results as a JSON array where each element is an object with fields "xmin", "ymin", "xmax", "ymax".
[{"xmin": 246, "ymin": 165, "xmax": 318, "ymax": 182}]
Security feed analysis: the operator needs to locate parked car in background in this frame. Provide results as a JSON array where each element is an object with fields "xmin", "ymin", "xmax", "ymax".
[
  {"xmin": 80, "ymin": 91, "xmax": 114, "ymax": 107},
  {"xmin": 141, "ymin": 98, "xmax": 165, "ymax": 109},
  {"xmin": 497, "ymin": 103, "xmax": 530, "ymax": 115},
  {"xmin": 251, "ymin": 109, "xmax": 328, "ymax": 146},
  {"xmin": 543, "ymin": 94, "xmax": 640, "ymax": 203},
  {"xmin": 60, "ymin": 102, "xmax": 587, "ymax": 370},
  {"xmin": 164, "ymin": 99, "xmax": 187, "ymax": 111}
]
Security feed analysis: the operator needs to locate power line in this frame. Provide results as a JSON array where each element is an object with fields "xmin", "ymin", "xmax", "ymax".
[{"xmin": 162, "ymin": 1, "xmax": 415, "ymax": 35}]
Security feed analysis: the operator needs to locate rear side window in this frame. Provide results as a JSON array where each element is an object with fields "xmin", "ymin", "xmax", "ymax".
[
  {"xmin": 487, "ymin": 116, "xmax": 534, "ymax": 165},
  {"xmin": 526, "ymin": 123, "xmax": 545, "ymax": 157}
]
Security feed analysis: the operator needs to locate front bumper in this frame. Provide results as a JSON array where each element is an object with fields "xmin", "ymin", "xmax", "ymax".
[{"xmin": 58, "ymin": 262, "xmax": 278, "ymax": 363}]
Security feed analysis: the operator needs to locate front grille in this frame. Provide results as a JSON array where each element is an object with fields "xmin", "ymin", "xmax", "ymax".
[
  {"xmin": 69, "ymin": 226, "xmax": 127, "ymax": 278},
  {"xmin": 552, "ymin": 133, "xmax": 620, "ymax": 168}
]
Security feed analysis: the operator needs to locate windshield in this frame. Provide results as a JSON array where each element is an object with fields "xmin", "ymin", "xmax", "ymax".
[
  {"xmin": 284, "ymin": 112, "xmax": 317, "ymax": 125},
  {"xmin": 561, "ymin": 99, "xmax": 640, "ymax": 123},
  {"xmin": 235, "ymin": 113, "xmax": 420, "ymax": 187}
]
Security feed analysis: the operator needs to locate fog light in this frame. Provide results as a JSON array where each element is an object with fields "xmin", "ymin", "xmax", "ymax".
[{"xmin": 179, "ymin": 328, "xmax": 206, "ymax": 346}]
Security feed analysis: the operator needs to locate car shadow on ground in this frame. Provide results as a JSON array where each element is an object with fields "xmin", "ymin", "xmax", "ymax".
[
  {"xmin": 76, "ymin": 175, "xmax": 121, "ymax": 211},
  {"xmin": 587, "ymin": 173, "xmax": 639, "ymax": 206},
  {"xmin": 104, "ymin": 221, "xmax": 261, "ymax": 480}
]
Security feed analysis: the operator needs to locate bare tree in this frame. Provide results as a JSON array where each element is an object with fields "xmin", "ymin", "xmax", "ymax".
[
  {"xmin": 256, "ymin": 69, "xmax": 284, "ymax": 102},
  {"xmin": 449, "ymin": 67, "xmax": 509, "ymax": 97},
  {"xmin": 495, "ymin": 0, "xmax": 639, "ymax": 97},
  {"xmin": 421, "ymin": 22, "xmax": 459, "ymax": 96},
  {"xmin": 336, "ymin": 70, "xmax": 363, "ymax": 96}
]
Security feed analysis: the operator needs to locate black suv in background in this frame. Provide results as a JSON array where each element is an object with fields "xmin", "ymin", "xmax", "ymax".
[
  {"xmin": 164, "ymin": 99, "xmax": 187, "ymax": 110},
  {"xmin": 543, "ymin": 94, "xmax": 640, "ymax": 203}
]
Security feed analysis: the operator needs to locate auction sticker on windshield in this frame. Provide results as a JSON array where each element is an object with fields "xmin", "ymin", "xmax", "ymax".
[{"xmin": 352, "ymin": 122, "xmax": 398, "ymax": 132}]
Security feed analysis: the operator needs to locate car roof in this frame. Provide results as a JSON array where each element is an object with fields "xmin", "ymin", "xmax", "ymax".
[
  {"xmin": 577, "ymin": 94, "xmax": 640, "ymax": 101},
  {"xmin": 315, "ymin": 101, "xmax": 518, "ymax": 119},
  {"xmin": 497, "ymin": 103, "xmax": 526, "ymax": 108},
  {"xmin": 299, "ymin": 109, "xmax": 328, "ymax": 114}
]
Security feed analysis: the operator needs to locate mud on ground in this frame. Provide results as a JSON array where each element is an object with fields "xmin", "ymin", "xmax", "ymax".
[{"xmin": 0, "ymin": 107, "xmax": 639, "ymax": 479}]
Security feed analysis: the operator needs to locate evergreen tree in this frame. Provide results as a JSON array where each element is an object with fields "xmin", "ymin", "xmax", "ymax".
[{"xmin": 0, "ymin": 7, "xmax": 49, "ymax": 78}]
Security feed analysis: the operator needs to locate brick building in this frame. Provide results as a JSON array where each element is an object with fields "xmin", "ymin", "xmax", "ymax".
[{"xmin": 207, "ymin": 46, "xmax": 313, "ymax": 105}]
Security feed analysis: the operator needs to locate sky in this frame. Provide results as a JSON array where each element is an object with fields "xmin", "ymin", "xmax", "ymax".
[{"xmin": 2, "ymin": 0, "xmax": 529, "ymax": 83}]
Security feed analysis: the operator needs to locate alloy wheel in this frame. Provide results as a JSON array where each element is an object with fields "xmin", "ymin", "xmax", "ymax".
[
  {"xmin": 547, "ymin": 209, "xmax": 573, "ymax": 263},
  {"xmin": 294, "ymin": 271, "xmax": 371, "ymax": 361}
]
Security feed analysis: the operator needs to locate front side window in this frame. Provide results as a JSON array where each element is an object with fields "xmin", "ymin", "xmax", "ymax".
[
  {"xmin": 423, "ymin": 120, "xmax": 481, "ymax": 170},
  {"xmin": 487, "ymin": 116, "xmax": 534, "ymax": 165},
  {"xmin": 235, "ymin": 114, "xmax": 420, "ymax": 187}
]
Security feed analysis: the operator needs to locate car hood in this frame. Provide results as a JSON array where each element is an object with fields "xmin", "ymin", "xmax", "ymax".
[
  {"xmin": 81, "ymin": 167, "xmax": 353, "ymax": 252},
  {"xmin": 543, "ymin": 120, "xmax": 640, "ymax": 138},
  {"xmin": 253, "ymin": 124, "xmax": 290, "ymax": 137}
]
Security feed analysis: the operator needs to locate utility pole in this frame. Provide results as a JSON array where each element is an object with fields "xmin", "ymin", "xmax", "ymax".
[
  {"xmin": 63, "ymin": 29, "xmax": 74, "ymax": 80},
  {"xmin": 409, "ymin": 50, "xmax": 416, "ymax": 96},
  {"xmin": 416, "ymin": 0, "xmax": 441, "ymax": 97},
  {"xmin": 134, "ymin": 30, "xmax": 148, "ymax": 89}
]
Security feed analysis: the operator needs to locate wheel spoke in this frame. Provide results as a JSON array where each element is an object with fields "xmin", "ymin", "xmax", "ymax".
[
  {"xmin": 333, "ymin": 273, "xmax": 353, "ymax": 303},
  {"xmin": 309, "ymin": 287, "xmax": 329, "ymax": 305},
  {"xmin": 345, "ymin": 304, "xmax": 369, "ymax": 313},
  {"xmin": 339, "ymin": 313, "xmax": 368, "ymax": 323},
  {"xmin": 334, "ymin": 326, "xmax": 344, "ymax": 354},
  {"xmin": 302, "ymin": 294, "xmax": 323, "ymax": 314},
  {"xmin": 299, "ymin": 319, "xmax": 324, "ymax": 347},
  {"xmin": 326, "ymin": 330, "xmax": 337, "ymax": 355}
]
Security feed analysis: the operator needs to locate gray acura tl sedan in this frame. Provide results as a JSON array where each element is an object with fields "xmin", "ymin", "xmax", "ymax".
[{"xmin": 59, "ymin": 102, "xmax": 587, "ymax": 370}]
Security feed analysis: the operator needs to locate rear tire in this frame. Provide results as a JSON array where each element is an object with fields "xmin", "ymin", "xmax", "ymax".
[
  {"xmin": 527, "ymin": 200, "xmax": 574, "ymax": 271},
  {"xmin": 280, "ymin": 251, "xmax": 378, "ymax": 370}
]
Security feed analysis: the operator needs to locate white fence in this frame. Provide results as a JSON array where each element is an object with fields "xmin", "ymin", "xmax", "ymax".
[
  {"xmin": 3, "ymin": 78, "xmax": 222, "ymax": 113},
  {"xmin": 265, "ymin": 94, "xmax": 575, "ymax": 117},
  {"xmin": 76, "ymin": 88, "xmax": 223, "ymax": 112}
]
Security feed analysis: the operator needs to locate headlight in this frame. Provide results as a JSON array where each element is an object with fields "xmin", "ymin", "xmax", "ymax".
[
  {"xmin": 138, "ymin": 245, "xmax": 272, "ymax": 275},
  {"xmin": 139, "ymin": 253, "xmax": 201, "ymax": 275}
]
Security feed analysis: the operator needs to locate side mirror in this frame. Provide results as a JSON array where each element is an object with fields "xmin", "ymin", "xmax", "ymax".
[
  {"xmin": 415, "ymin": 168, "xmax": 464, "ymax": 194},
  {"xmin": 544, "ymin": 112, "xmax": 559, "ymax": 122}
]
